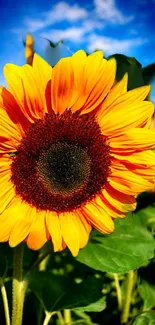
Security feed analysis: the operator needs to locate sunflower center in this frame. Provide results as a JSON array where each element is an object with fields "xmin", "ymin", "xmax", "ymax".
[
  {"xmin": 37, "ymin": 143, "xmax": 91, "ymax": 196},
  {"xmin": 11, "ymin": 110, "xmax": 111, "ymax": 212}
]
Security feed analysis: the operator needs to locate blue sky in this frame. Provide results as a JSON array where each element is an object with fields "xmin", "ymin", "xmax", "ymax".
[{"xmin": 0, "ymin": 0, "xmax": 155, "ymax": 100}]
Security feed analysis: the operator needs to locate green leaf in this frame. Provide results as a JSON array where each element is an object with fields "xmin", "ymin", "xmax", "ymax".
[
  {"xmin": 29, "ymin": 272, "xmax": 105, "ymax": 312},
  {"xmin": 73, "ymin": 310, "xmax": 99, "ymax": 325},
  {"xmin": 135, "ymin": 206, "xmax": 155, "ymax": 234},
  {"xmin": 138, "ymin": 280, "xmax": 155, "ymax": 310},
  {"xmin": 108, "ymin": 54, "xmax": 144, "ymax": 90},
  {"xmin": 75, "ymin": 296, "xmax": 106, "ymax": 312},
  {"xmin": 76, "ymin": 213, "xmax": 154, "ymax": 273},
  {"xmin": 133, "ymin": 312, "xmax": 155, "ymax": 325},
  {"xmin": 142, "ymin": 63, "xmax": 155, "ymax": 85}
]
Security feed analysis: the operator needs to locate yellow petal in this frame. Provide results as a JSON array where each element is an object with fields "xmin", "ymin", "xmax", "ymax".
[
  {"xmin": 59, "ymin": 212, "xmax": 80, "ymax": 256},
  {"xmin": 72, "ymin": 210, "xmax": 92, "ymax": 248},
  {"xmin": 0, "ymin": 159, "xmax": 15, "ymax": 214},
  {"xmin": 46, "ymin": 211, "xmax": 62, "ymax": 252},
  {"xmin": 110, "ymin": 128, "xmax": 155, "ymax": 152},
  {"xmin": 82, "ymin": 197, "xmax": 114, "ymax": 234},
  {"xmin": 81, "ymin": 58, "xmax": 116, "ymax": 114},
  {"xmin": 98, "ymin": 95, "xmax": 154, "ymax": 136},
  {"xmin": 109, "ymin": 166, "xmax": 153, "ymax": 195},
  {"xmin": 9, "ymin": 201, "xmax": 36, "ymax": 247},
  {"xmin": 32, "ymin": 53, "xmax": 52, "ymax": 113}
]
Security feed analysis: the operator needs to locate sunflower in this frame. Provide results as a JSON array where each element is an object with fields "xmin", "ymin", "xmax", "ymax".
[{"xmin": 0, "ymin": 51, "xmax": 155, "ymax": 256}]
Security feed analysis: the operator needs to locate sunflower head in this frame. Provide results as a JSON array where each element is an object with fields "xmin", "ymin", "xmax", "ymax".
[{"xmin": 0, "ymin": 50, "xmax": 155, "ymax": 256}]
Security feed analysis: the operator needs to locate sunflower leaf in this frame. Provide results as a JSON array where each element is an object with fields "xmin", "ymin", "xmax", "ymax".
[
  {"xmin": 108, "ymin": 54, "xmax": 144, "ymax": 90},
  {"xmin": 138, "ymin": 280, "xmax": 155, "ymax": 310},
  {"xmin": 132, "ymin": 312, "xmax": 155, "ymax": 325},
  {"xmin": 142, "ymin": 63, "xmax": 155, "ymax": 85},
  {"xmin": 76, "ymin": 213, "xmax": 154, "ymax": 273},
  {"xmin": 28, "ymin": 272, "xmax": 105, "ymax": 312}
]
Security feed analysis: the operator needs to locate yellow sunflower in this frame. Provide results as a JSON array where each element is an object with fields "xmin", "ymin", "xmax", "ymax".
[{"xmin": 0, "ymin": 51, "xmax": 155, "ymax": 256}]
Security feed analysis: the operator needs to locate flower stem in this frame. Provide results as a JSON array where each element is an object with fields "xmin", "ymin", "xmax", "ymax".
[
  {"xmin": 57, "ymin": 311, "xmax": 65, "ymax": 325},
  {"xmin": 64, "ymin": 310, "xmax": 72, "ymax": 325},
  {"xmin": 0, "ymin": 279, "xmax": 11, "ymax": 325},
  {"xmin": 42, "ymin": 312, "xmax": 55, "ymax": 325},
  {"xmin": 113, "ymin": 273, "xmax": 122, "ymax": 310},
  {"xmin": 12, "ymin": 244, "xmax": 27, "ymax": 325},
  {"xmin": 121, "ymin": 270, "xmax": 135, "ymax": 324}
]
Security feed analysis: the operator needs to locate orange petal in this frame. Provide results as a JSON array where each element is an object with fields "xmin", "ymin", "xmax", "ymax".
[
  {"xmin": 0, "ymin": 86, "xmax": 30, "ymax": 133},
  {"xmin": 112, "ymin": 150, "xmax": 155, "ymax": 180},
  {"xmin": 27, "ymin": 211, "xmax": 48, "ymax": 250},
  {"xmin": 109, "ymin": 166, "xmax": 153, "ymax": 195},
  {"xmin": 82, "ymin": 198, "xmax": 114, "ymax": 234},
  {"xmin": 102, "ymin": 183, "xmax": 136, "ymax": 213},
  {"xmin": 51, "ymin": 57, "xmax": 78, "ymax": 114},
  {"xmin": 71, "ymin": 52, "xmax": 116, "ymax": 113},
  {"xmin": 46, "ymin": 211, "xmax": 62, "ymax": 252},
  {"xmin": 4, "ymin": 63, "xmax": 46, "ymax": 122}
]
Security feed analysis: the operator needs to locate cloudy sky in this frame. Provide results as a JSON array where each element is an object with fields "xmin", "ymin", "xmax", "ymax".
[{"xmin": 0, "ymin": 0, "xmax": 155, "ymax": 99}]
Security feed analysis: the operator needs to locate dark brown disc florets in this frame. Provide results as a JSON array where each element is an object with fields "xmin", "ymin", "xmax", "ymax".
[{"xmin": 11, "ymin": 110, "xmax": 111, "ymax": 212}]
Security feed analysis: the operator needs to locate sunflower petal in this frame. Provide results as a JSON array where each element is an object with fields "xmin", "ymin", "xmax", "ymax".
[
  {"xmin": 4, "ymin": 63, "xmax": 46, "ymax": 121},
  {"xmin": 46, "ymin": 211, "xmax": 62, "ymax": 252},
  {"xmin": 102, "ymin": 183, "xmax": 136, "ymax": 213},
  {"xmin": 52, "ymin": 57, "xmax": 78, "ymax": 114},
  {"xmin": 110, "ymin": 128, "xmax": 155, "ymax": 152},
  {"xmin": 9, "ymin": 201, "xmax": 36, "ymax": 247},
  {"xmin": 109, "ymin": 166, "xmax": 153, "ymax": 195},
  {"xmin": 59, "ymin": 212, "xmax": 80, "ymax": 256},
  {"xmin": 27, "ymin": 211, "xmax": 48, "ymax": 250},
  {"xmin": 82, "ymin": 198, "xmax": 114, "ymax": 234},
  {"xmin": 98, "ymin": 97, "xmax": 154, "ymax": 136}
]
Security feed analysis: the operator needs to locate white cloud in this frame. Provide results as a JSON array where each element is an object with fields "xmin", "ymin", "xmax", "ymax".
[
  {"xmin": 41, "ymin": 27, "xmax": 87, "ymax": 43},
  {"xmin": 23, "ymin": 2, "xmax": 88, "ymax": 32},
  {"xmin": 87, "ymin": 34, "xmax": 147, "ymax": 55},
  {"xmin": 94, "ymin": 0, "xmax": 134, "ymax": 24},
  {"xmin": 40, "ymin": 20, "xmax": 103, "ymax": 44}
]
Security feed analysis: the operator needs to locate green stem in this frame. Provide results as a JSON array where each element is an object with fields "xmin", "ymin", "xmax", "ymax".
[
  {"xmin": 113, "ymin": 273, "xmax": 122, "ymax": 310},
  {"xmin": 42, "ymin": 312, "xmax": 55, "ymax": 325},
  {"xmin": 0, "ymin": 279, "xmax": 11, "ymax": 325},
  {"xmin": 121, "ymin": 270, "xmax": 135, "ymax": 324},
  {"xmin": 37, "ymin": 251, "xmax": 50, "ymax": 325},
  {"xmin": 12, "ymin": 244, "xmax": 27, "ymax": 325},
  {"xmin": 57, "ymin": 311, "xmax": 65, "ymax": 325},
  {"xmin": 64, "ymin": 310, "xmax": 72, "ymax": 325}
]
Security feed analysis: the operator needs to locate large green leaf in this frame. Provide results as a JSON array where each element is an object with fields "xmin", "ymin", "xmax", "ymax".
[
  {"xmin": 108, "ymin": 54, "xmax": 144, "ymax": 90},
  {"xmin": 138, "ymin": 280, "xmax": 155, "ymax": 310},
  {"xmin": 29, "ymin": 272, "xmax": 105, "ymax": 312},
  {"xmin": 76, "ymin": 213, "xmax": 154, "ymax": 273},
  {"xmin": 142, "ymin": 63, "xmax": 155, "ymax": 85},
  {"xmin": 133, "ymin": 312, "xmax": 155, "ymax": 325}
]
